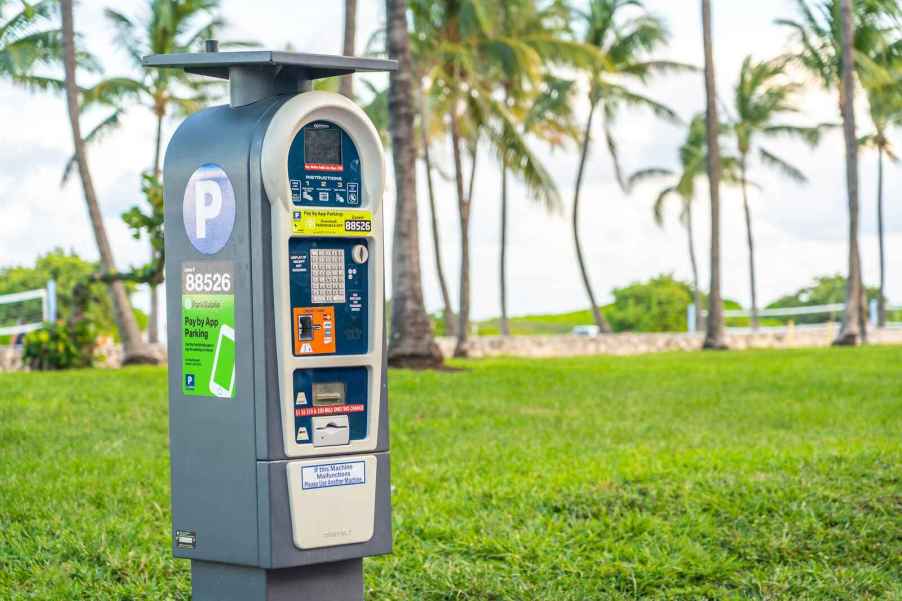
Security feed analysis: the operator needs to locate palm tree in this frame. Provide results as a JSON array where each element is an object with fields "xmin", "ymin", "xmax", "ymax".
[
  {"xmin": 499, "ymin": 75, "xmax": 575, "ymax": 336},
  {"xmin": 409, "ymin": 0, "xmax": 490, "ymax": 355},
  {"xmin": 730, "ymin": 56, "xmax": 827, "ymax": 329},
  {"xmin": 629, "ymin": 115, "xmax": 708, "ymax": 331},
  {"xmin": 0, "ymin": 0, "xmax": 69, "ymax": 91},
  {"xmin": 417, "ymin": 87, "xmax": 457, "ymax": 336},
  {"xmin": 860, "ymin": 59, "xmax": 901, "ymax": 326},
  {"xmin": 493, "ymin": 0, "xmax": 584, "ymax": 336},
  {"xmin": 838, "ymin": 0, "xmax": 864, "ymax": 344},
  {"xmin": 629, "ymin": 114, "xmax": 741, "ymax": 332},
  {"xmin": 572, "ymin": 0, "xmax": 685, "ymax": 334},
  {"xmin": 777, "ymin": 0, "xmax": 901, "ymax": 344},
  {"xmin": 64, "ymin": 0, "xmax": 236, "ymax": 344},
  {"xmin": 410, "ymin": 0, "xmax": 575, "ymax": 356},
  {"xmin": 700, "ymin": 0, "xmax": 727, "ymax": 349},
  {"xmin": 340, "ymin": 0, "xmax": 357, "ymax": 98},
  {"xmin": 386, "ymin": 0, "xmax": 443, "ymax": 368},
  {"xmin": 60, "ymin": 0, "xmax": 155, "ymax": 364}
]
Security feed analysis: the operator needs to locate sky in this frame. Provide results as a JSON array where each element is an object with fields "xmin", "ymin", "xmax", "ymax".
[{"xmin": 0, "ymin": 1, "xmax": 899, "ymax": 335}]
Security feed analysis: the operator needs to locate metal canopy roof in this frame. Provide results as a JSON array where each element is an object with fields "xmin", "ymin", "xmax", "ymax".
[{"xmin": 143, "ymin": 50, "xmax": 397, "ymax": 81}]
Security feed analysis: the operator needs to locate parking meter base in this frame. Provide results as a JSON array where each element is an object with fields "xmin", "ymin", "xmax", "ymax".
[{"xmin": 192, "ymin": 559, "xmax": 363, "ymax": 601}]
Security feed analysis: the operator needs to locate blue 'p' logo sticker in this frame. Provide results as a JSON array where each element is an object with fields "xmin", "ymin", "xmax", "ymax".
[{"xmin": 183, "ymin": 164, "xmax": 236, "ymax": 255}]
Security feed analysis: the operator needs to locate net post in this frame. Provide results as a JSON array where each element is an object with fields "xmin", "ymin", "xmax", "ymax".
[{"xmin": 46, "ymin": 280, "xmax": 57, "ymax": 323}]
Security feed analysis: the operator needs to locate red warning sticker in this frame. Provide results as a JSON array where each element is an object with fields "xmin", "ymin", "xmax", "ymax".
[
  {"xmin": 295, "ymin": 404, "xmax": 365, "ymax": 417},
  {"xmin": 305, "ymin": 163, "xmax": 343, "ymax": 172}
]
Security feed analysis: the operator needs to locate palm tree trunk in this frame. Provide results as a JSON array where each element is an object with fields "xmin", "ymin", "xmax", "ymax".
[
  {"xmin": 418, "ymin": 88, "xmax": 456, "ymax": 336},
  {"xmin": 147, "ymin": 111, "xmax": 164, "ymax": 345},
  {"xmin": 61, "ymin": 0, "xmax": 152, "ymax": 364},
  {"xmin": 877, "ymin": 144, "xmax": 886, "ymax": 327},
  {"xmin": 740, "ymin": 161, "xmax": 759, "ymax": 330},
  {"xmin": 153, "ymin": 112, "xmax": 163, "ymax": 176},
  {"xmin": 499, "ymin": 160, "xmax": 510, "ymax": 336},
  {"xmin": 572, "ymin": 99, "xmax": 611, "ymax": 333},
  {"xmin": 340, "ymin": 0, "xmax": 357, "ymax": 98},
  {"xmin": 685, "ymin": 200, "xmax": 703, "ymax": 332},
  {"xmin": 455, "ymin": 141, "xmax": 479, "ymax": 355},
  {"xmin": 385, "ymin": 0, "xmax": 442, "ymax": 367},
  {"xmin": 701, "ymin": 0, "xmax": 727, "ymax": 349},
  {"xmin": 834, "ymin": 0, "xmax": 865, "ymax": 346},
  {"xmin": 451, "ymin": 114, "xmax": 473, "ymax": 356}
]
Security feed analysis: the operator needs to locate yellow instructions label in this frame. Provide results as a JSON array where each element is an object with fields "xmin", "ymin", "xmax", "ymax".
[{"xmin": 291, "ymin": 209, "xmax": 373, "ymax": 237}]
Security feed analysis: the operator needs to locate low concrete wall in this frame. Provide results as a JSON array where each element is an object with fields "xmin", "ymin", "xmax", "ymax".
[
  {"xmin": 438, "ymin": 324, "xmax": 902, "ymax": 359},
  {"xmin": 3, "ymin": 326, "xmax": 900, "ymax": 371},
  {"xmin": 1, "ymin": 338, "xmax": 166, "ymax": 372}
]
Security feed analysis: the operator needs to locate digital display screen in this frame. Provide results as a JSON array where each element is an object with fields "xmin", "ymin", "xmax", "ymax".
[{"xmin": 304, "ymin": 127, "xmax": 342, "ymax": 169}]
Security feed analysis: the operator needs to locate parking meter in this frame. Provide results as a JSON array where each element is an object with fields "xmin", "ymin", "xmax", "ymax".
[{"xmin": 145, "ymin": 49, "xmax": 396, "ymax": 601}]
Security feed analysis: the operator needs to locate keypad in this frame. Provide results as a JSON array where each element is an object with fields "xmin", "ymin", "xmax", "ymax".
[{"xmin": 310, "ymin": 248, "xmax": 346, "ymax": 304}]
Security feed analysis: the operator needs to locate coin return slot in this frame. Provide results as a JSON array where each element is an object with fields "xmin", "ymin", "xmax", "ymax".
[
  {"xmin": 312, "ymin": 382, "xmax": 346, "ymax": 406},
  {"xmin": 312, "ymin": 414, "xmax": 350, "ymax": 447}
]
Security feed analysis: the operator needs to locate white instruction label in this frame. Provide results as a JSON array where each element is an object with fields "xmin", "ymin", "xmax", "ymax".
[{"xmin": 301, "ymin": 461, "xmax": 366, "ymax": 490}]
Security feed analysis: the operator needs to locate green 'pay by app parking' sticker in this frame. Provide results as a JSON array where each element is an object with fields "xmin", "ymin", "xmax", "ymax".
[{"xmin": 181, "ymin": 261, "xmax": 236, "ymax": 398}]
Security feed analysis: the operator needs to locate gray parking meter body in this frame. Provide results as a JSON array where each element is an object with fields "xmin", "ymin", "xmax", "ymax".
[{"xmin": 146, "ymin": 50, "xmax": 396, "ymax": 601}]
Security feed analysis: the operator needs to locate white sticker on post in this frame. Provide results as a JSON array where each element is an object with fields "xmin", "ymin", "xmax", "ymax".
[{"xmin": 301, "ymin": 460, "xmax": 366, "ymax": 490}]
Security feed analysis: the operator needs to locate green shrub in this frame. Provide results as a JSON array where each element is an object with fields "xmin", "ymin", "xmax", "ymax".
[
  {"xmin": 768, "ymin": 275, "xmax": 881, "ymax": 324},
  {"xmin": 605, "ymin": 274, "xmax": 694, "ymax": 332},
  {"xmin": 22, "ymin": 319, "xmax": 97, "ymax": 370}
]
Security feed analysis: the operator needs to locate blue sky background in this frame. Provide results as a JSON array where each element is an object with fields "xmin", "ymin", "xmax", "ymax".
[{"xmin": 0, "ymin": 1, "xmax": 898, "ymax": 332}]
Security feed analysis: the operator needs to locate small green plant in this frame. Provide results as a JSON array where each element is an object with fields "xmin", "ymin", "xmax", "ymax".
[{"xmin": 22, "ymin": 319, "xmax": 97, "ymax": 370}]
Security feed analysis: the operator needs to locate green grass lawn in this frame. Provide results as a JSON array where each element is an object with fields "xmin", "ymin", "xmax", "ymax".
[{"xmin": 1, "ymin": 347, "xmax": 901, "ymax": 599}]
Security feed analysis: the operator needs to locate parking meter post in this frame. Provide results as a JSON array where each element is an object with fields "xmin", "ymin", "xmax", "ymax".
[{"xmin": 147, "ymin": 50, "xmax": 397, "ymax": 601}]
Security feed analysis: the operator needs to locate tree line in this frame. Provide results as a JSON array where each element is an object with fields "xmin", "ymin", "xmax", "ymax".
[
  {"xmin": 381, "ymin": 0, "xmax": 900, "ymax": 366},
  {"xmin": 0, "ymin": 0, "xmax": 898, "ymax": 369}
]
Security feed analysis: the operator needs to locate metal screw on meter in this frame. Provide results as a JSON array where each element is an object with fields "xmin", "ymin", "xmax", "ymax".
[{"xmin": 352, "ymin": 244, "xmax": 369, "ymax": 264}]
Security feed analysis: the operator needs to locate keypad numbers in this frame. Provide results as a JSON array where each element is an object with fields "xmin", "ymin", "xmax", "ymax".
[{"xmin": 310, "ymin": 248, "xmax": 347, "ymax": 304}]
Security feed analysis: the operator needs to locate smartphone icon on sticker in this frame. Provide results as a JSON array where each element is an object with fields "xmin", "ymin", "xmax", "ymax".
[{"xmin": 209, "ymin": 324, "xmax": 236, "ymax": 398}]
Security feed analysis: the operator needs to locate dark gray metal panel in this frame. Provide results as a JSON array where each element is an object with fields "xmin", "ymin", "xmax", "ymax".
[
  {"xmin": 376, "ymin": 332, "xmax": 390, "ymax": 452},
  {"xmin": 259, "ymin": 452, "xmax": 392, "ymax": 569},
  {"xmin": 256, "ymin": 462, "xmax": 274, "ymax": 568},
  {"xmin": 248, "ymin": 127, "xmax": 283, "ymax": 461},
  {"xmin": 229, "ymin": 66, "xmax": 312, "ymax": 107},
  {"xmin": 191, "ymin": 559, "xmax": 363, "ymax": 601},
  {"xmin": 267, "ymin": 559, "xmax": 363, "ymax": 601},
  {"xmin": 192, "ymin": 561, "xmax": 265, "ymax": 600},
  {"xmin": 248, "ymin": 96, "xmax": 289, "ymax": 462},
  {"xmin": 164, "ymin": 98, "xmax": 283, "ymax": 566}
]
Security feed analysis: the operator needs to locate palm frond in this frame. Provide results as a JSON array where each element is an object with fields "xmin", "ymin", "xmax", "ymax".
[
  {"xmin": 627, "ymin": 167, "xmax": 674, "ymax": 190},
  {"xmin": 0, "ymin": 0, "xmax": 56, "ymax": 42},
  {"xmin": 652, "ymin": 185, "xmax": 677, "ymax": 227},
  {"xmin": 620, "ymin": 59, "xmax": 699, "ymax": 79},
  {"xmin": 80, "ymin": 77, "xmax": 147, "ymax": 110},
  {"xmin": 61, "ymin": 109, "xmax": 126, "ymax": 185},
  {"xmin": 103, "ymin": 8, "xmax": 144, "ymax": 68},
  {"xmin": 762, "ymin": 123, "xmax": 833, "ymax": 146},
  {"xmin": 759, "ymin": 146, "xmax": 807, "ymax": 183},
  {"xmin": 603, "ymin": 121, "xmax": 626, "ymax": 192},
  {"xmin": 484, "ymin": 94, "xmax": 561, "ymax": 213},
  {"xmin": 601, "ymin": 83, "xmax": 682, "ymax": 124}
]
